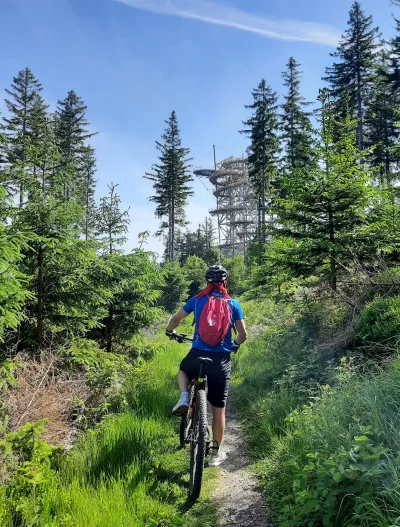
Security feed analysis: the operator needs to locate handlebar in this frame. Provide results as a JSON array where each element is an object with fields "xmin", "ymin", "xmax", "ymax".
[{"xmin": 171, "ymin": 333, "xmax": 193, "ymax": 344}]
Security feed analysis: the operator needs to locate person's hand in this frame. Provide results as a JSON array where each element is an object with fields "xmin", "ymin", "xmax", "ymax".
[
  {"xmin": 165, "ymin": 329, "xmax": 177, "ymax": 340},
  {"xmin": 231, "ymin": 340, "xmax": 240, "ymax": 354}
]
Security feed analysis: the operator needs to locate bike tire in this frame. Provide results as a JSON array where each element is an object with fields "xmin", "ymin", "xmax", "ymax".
[{"xmin": 188, "ymin": 388, "xmax": 207, "ymax": 501}]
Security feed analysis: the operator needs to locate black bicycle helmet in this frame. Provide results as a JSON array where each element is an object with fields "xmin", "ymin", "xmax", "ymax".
[{"xmin": 206, "ymin": 265, "xmax": 228, "ymax": 284}]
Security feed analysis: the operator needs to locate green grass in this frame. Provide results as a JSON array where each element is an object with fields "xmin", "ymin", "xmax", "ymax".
[
  {"xmin": 233, "ymin": 297, "xmax": 400, "ymax": 527},
  {"xmin": 1, "ymin": 333, "xmax": 220, "ymax": 527}
]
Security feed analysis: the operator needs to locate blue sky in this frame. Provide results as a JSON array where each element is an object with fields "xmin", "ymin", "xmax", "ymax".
[{"xmin": 0, "ymin": 0, "xmax": 395, "ymax": 256}]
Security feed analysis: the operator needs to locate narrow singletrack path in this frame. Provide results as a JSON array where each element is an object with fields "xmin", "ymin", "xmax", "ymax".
[{"xmin": 211, "ymin": 399, "xmax": 272, "ymax": 526}]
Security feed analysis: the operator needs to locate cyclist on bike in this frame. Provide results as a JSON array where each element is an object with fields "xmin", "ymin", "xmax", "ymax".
[{"xmin": 166, "ymin": 264, "xmax": 247, "ymax": 466}]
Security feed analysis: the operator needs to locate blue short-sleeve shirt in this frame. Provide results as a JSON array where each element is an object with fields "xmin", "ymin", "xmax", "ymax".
[{"xmin": 183, "ymin": 291, "xmax": 244, "ymax": 353}]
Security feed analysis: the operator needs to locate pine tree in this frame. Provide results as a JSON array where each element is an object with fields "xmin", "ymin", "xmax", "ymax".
[
  {"xmin": 3, "ymin": 68, "xmax": 46, "ymax": 203},
  {"xmin": 390, "ymin": 0, "xmax": 400, "ymax": 91},
  {"xmin": 145, "ymin": 111, "xmax": 193, "ymax": 261},
  {"xmin": 365, "ymin": 46, "xmax": 399, "ymax": 185},
  {"xmin": 158, "ymin": 260, "xmax": 189, "ymax": 313},
  {"xmin": 177, "ymin": 217, "xmax": 219, "ymax": 264},
  {"xmin": 13, "ymin": 124, "xmax": 103, "ymax": 349},
  {"xmin": 55, "ymin": 90, "xmax": 96, "ymax": 199},
  {"xmin": 323, "ymin": 2, "xmax": 379, "ymax": 150},
  {"xmin": 240, "ymin": 79, "xmax": 280, "ymax": 245},
  {"xmin": 281, "ymin": 57, "xmax": 313, "ymax": 171},
  {"xmin": 94, "ymin": 183, "xmax": 130, "ymax": 352},
  {"xmin": 269, "ymin": 90, "xmax": 372, "ymax": 290},
  {"xmin": 80, "ymin": 145, "xmax": 97, "ymax": 240}
]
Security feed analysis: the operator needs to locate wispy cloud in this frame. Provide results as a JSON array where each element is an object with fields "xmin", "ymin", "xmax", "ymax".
[{"xmin": 114, "ymin": 0, "xmax": 340, "ymax": 47}]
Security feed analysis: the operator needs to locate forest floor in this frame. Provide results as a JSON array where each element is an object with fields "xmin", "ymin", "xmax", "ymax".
[{"xmin": 212, "ymin": 398, "xmax": 272, "ymax": 527}]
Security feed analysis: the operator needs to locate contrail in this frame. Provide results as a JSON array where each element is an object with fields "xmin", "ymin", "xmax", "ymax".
[{"xmin": 114, "ymin": 0, "xmax": 340, "ymax": 47}]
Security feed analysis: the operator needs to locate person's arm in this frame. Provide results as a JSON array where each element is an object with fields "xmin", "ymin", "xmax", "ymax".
[
  {"xmin": 166, "ymin": 309, "xmax": 189, "ymax": 333},
  {"xmin": 234, "ymin": 318, "xmax": 248, "ymax": 345}
]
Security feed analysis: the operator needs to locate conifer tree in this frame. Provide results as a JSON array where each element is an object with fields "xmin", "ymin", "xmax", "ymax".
[
  {"xmin": 145, "ymin": 111, "xmax": 193, "ymax": 261},
  {"xmin": 281, "ymin": 57, "xmax": 313, "ymax": 171},
  {"xmin": 323, "ymin": 2, "xmax": 379, "ymax": 150},
  {"xmin": 177, "ymin": 217, "xmax": 219, "ymax": 264},
  {"xmin": 94, "ymin": 183, "xmax": 130, "ymax": 352},
  {"xmin": 13, "ymin": 124, "xmax": 103, "ymax": 349},
  {"xmin": 365, "ymin": 46, "xmax": 399, "ymax": 185},
  {"xmin": 269, "ymin": 90, "xmax": 371, "ymax": 290},
  {"xmin": 55, "ymin": 90, "xmax": 96, "ymax": 199},
  {"xmin": 3, "ymin": 68, "xmax": 46, "ymax": 203},
  {"xmin": 80, "ymin": 145, "xmax": 97, "ymax": 240},
  {"xmin": 240, "ymin": 79, "xmax": 280, "ymax": 245}
]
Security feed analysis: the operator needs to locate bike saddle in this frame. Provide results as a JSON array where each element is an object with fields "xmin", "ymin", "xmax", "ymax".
[{"xmin": 195, "ymin": 357, "xmax": 213, "ymax": 364}]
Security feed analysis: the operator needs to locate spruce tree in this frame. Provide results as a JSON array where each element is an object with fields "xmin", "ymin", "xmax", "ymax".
[
  {"xmin": 55, "ymin": 90, "xmax": 96, "ymax": 199},
  {"xmin": 323, "ymin": 2, "xmax": 379, "ymax": 150},
  {"xmin": 365, "ymin": 46, "xmax": 399, "ymax": 185},
  {"xmin": 269, "ymin": 90, "xmax": 371, "ymax": 290},
  {"xmin": 281, "ymin": 57, "xmax": 313, "ymax": 171},
  {"xmin": 240, "ymin": 79, "xmax": 280, "ymax": 245},
  {"xmin": 13, "ymin": 122, "xmax": 103, "ymax": 349},
  {"xmin": 145, "ymin": 111, "xmax": 193, "ymax": 261},
  {"xmin": 94, "ymin": 183, "xmax": 130, "ymax": 352},
  {"xmin": 3, "ymin": 68, "xmax": 46, "ymax": 203},
  {"xmin": 80, "ymin": 145, "xmax": 97, "ymax": 240}
]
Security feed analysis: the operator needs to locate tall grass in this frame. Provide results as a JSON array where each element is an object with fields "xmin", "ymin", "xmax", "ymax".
[
  {"xmin": 233, "ymin": 298, "xmax": 400, "ymax": 527},
  {"xmin": 1, "ymin": 333, "xmax": 219, "ymax": 527}
]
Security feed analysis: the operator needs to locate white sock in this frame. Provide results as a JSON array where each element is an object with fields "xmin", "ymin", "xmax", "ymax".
[{"xmin": 181, "ymin": 391, "xmax": 189, "ymax": 401}]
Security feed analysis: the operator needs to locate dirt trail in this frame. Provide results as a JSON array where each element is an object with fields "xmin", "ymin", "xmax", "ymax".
[{"xmin": 211, "ymin": 399, "xmax": 272, "ymax": 526}]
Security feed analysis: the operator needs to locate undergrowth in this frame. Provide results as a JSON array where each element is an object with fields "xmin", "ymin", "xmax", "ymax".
[
  {"xmin": 233, "ymin": 294, "xmax": 400, "ymax": 527},
  {"xmin": 0, "ymin": 325, "xmax": 219, "ymax": 526}
]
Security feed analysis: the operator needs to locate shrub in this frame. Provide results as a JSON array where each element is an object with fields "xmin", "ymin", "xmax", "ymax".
[{"xmin": 356, "ymin": 295, "xmax": 400, "ymax": 346}]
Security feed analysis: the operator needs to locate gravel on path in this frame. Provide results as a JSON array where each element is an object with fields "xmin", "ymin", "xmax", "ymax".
[{"xmin": 210, "ymin": 399, "xmax": 272, "ymax": 526}]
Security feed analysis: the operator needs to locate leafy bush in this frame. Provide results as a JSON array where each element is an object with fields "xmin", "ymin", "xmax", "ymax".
[
  {"xmin": 356, "ymin": 295, "xmax": 400, "ymax": 346},
  {"xmin": 0, "ymin": 419, "xmax": 58, "ymax": 525},
  {"xmin": 234, "ymin": 296, "xmax": 400, "ymax": 527},
  {"xmin": 63, "ymin": 339, "xmax": 135, "ymax": 413}
]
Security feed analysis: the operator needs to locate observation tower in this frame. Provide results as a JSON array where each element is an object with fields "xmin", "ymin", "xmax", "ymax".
[{"xmin": 194, "ymin": 156, "xmax": 257, "ymax": 258}]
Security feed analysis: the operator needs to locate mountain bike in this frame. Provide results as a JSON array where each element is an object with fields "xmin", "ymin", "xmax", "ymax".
[{"xmin": 172, "ymin": 333, "xmax": 213, "ymax": 501}]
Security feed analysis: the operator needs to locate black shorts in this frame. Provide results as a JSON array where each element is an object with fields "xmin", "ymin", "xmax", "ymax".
[{"xmin": 179, "ymin": 348, "xmax": 232, "ymax": 408}]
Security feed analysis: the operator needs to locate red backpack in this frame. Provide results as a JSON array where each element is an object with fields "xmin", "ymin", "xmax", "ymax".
[{"xmin": 197, "ymin": 295, "xmax": 231, "ymax": 346}]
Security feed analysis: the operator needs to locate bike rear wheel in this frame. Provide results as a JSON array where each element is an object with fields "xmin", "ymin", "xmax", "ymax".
[{"xmin": 188, "ymin": 388, "xmax": 207, "ymax": 501}]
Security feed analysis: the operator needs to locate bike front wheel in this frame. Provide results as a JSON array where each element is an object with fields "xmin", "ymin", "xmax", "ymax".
[{"xmin": 188, "ymin": 388, "xmax": 207, "ymax": 501}]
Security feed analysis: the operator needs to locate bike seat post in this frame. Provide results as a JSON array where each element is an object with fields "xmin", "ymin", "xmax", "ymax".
[{"xmin": 198, "ymin": 362, "xmax": 204, "ymax": 380}]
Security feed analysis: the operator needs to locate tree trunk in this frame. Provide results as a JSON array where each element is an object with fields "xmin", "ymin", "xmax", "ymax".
[
  {"xmin": 106, "ymin": 304, "xmax": 113, "ymax": 353},
  {"xmin": 171, "ymin": 163, "xmax": 175, "ymax": 261},
  {"xmin": 328, "ymin": 204, "xmax": 337, "ymax": 291},
  {"xmin": 261, "ymin": 142, "xmax": 266, "ymax": 245},
  {"xmin": 37, "ymin": 245, "xmax": 44, "ymax": 349},
  {"xmin": 356, "ymin": 64, "xmax": 364, "ymax": 151}
]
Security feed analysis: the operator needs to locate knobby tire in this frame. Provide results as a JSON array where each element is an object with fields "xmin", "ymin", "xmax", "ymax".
[{"xmin": 189, "ymin": 388, "xmax": 207, "ymax": 501}]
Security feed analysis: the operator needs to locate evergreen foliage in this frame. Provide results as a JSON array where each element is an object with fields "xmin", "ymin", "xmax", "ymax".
[
  {"xmin": 268, "ymin": 90, "xmax": 372, "ymax": 290},
  {"xmin": 281, "ymin": 57, "xmax": 313, "ymax": 172},
  {"xmin": 323, "ymin": 1, "xmax": 379, "ymax": 150},
  {"xmin": 55, "ymin": 90, "xmax": 96, "ymax": 200},
  {"xmin": 3, "ymin": 68, "xmax": 47, "ymax": 204},
  {"xmin": 177, "ymin": 217, "xmax": 220, "ymax": 265},
  {"xmin": 240, "ymin": 79, "xmax": 280, "ymax": 244},
  {"xmin": 158, "ymin": 260, "xmax": 189, "ymax": 313},
  {"xmin": 145, "ymin": 111, "xmax": 193, "ymax": 261},
  {"xmin": 365, "ymin": 46, "xmax": 400, "ymax": 184}
]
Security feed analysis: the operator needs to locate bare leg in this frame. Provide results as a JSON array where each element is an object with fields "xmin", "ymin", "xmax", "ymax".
[
  {"xmin": 211, "ymin": 406, "xmax": 226, "ymax": 447},
  {"xmin": 178, "ymin": 369, "xmax": 189, "ymax": 392}
]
